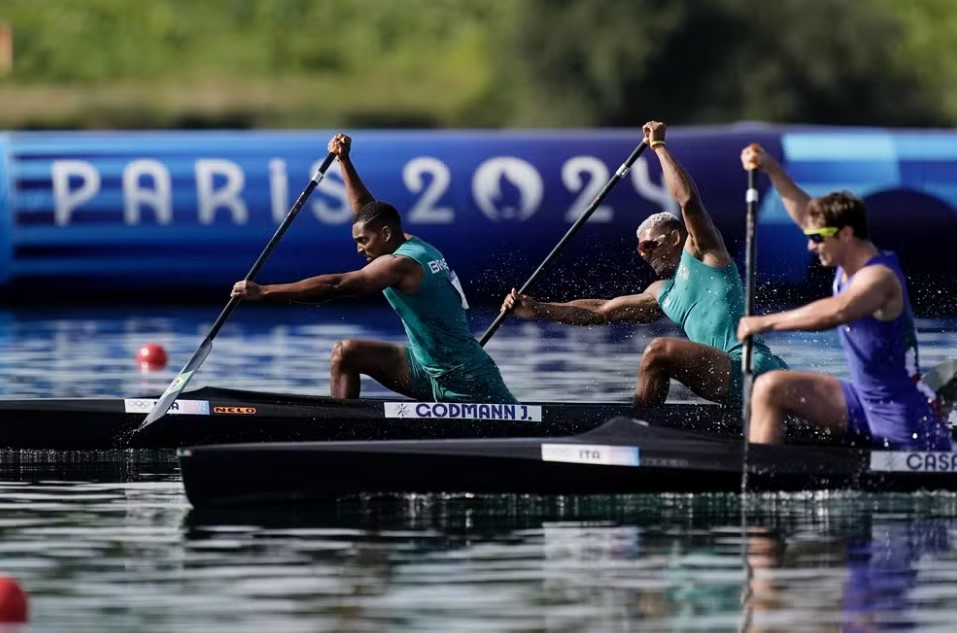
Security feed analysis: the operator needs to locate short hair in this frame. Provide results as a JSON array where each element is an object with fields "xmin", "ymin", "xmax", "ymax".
[
  {"xmin": 808, "ymin": 192, "xmax": 869, "ymax": 239},
  {"xmin": 637, "ymin": 211, "xmax": 684, "ymax": 238},
  {"xmin": 353, "ymin": 200, "xmax": 403, "ymax": 232}
]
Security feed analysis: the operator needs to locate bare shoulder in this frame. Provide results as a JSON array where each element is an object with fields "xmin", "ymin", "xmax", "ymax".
[
  {"xmin": 385, "ymin": 253, "xmax": 426, "ymax": 291},
  {"xmin": 846, "ymin": 263, "xmax": 903, "ymax": 305},
  {"xmin": 852, "ymin": 263, "xmax": 900, "ymax": 290},
  {"xmin": 367, "ymin": 253, "xmax": 413, "ymax": 269},
  {"xmin": 644, "ymin": 279, "xmax": 667, "ymax": 298}
]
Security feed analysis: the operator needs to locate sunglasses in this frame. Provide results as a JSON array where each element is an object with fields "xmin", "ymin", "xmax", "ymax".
[
  {"xmin": 637, "ymin": 234, "xmax": 667, "ymax": 255},
  {"xmin": 802, "ymin": 226, "xmax": 841, "ymax": 243}
]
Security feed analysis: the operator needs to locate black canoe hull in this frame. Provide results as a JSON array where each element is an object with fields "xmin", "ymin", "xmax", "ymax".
[
  {"xmin": 0, "ymin": 386, "xmax": 737, "ymax": 449},
  {"xmin": 179, "ymin": 418, "xmax": 957, "ymax": 507}
]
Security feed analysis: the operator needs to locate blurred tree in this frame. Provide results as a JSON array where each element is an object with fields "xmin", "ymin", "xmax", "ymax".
[
  {"xmin": 494, "ymin": 0, "xmax": 952, "ymax": 127},
  {"xmin": 872, "ymin": 0, "xmax": 957, "ymax": 122},
  {"xmin": 0, "ymin": 0, "xmax": 955, "ymax": 128}
]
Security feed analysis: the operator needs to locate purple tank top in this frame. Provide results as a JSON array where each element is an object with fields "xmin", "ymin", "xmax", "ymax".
[{"xmin": 833, "ymin": 252, "xmax": 920, "ymax": 399}]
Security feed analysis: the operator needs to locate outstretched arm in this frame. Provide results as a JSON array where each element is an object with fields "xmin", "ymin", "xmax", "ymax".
[
  {"xmin": 741, "ymin": 143, "xmax": 812, "ymax": 228},
  {"xmin": 501, "ymin": 290, "xmax": 662, "ymax": 325},
  {"xmin": 644, "ymin": 121, "xmax": 727, "ymax": 258},
  {"xmin": 232, "ymin": 255, "xmax": 417, "ymax": 303},
  {"xmin": 328, "ymin": 133, "xmax": 374, "ymax": 214},
  {"xmin": 737, "ymin": 265, "xmax": 899, "ymax": 338}
]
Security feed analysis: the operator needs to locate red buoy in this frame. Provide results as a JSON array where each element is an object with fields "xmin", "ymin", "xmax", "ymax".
[
  {"xmin": 137, "ymin": 342, "xmax": 169, "ymax": 370},
  {"xmin": 0, "ymin": 577, "xmax": 28, "ymax": 623}
]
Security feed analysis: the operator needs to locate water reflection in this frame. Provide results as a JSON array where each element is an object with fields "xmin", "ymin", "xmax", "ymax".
[
  {"xmin": 743, "ymin": 510, "xmax": 954, "ymax": 632},
  {"xmin": 179, "ymin": 494, "xmax": 957, "ymax": 632},
  {"xmin": 0, "ymin": 474, "xmax": 956, "ymax": 631}
]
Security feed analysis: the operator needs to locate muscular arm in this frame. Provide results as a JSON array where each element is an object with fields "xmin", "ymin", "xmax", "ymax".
[
  {"xmin": 338, "ymin": 155, "xmax": 375, "ymax": 214},
  {"xmin": 764, "ymin": 163, "xmax": 813, "ymax": 228},
  {"xmin": 653, "ymin": 145, "xmax": 728, "ymax": 258},
  {"xmin": 532, "ymin": 293, "xmax": 663, "ymax": 325},
  {"xmin": 260, "ymin": 255, "xmax": 417, "ymax": 302},
  {"xmin": 743, "ymin": 145, "xmax": 813, "ymax": 227},
  {"xmin": 744, "ymin": 266, "xmax": 899, "ymax": 334}
]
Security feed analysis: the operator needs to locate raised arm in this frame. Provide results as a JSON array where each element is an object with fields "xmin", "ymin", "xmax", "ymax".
[
  {"xmin": 501, "ymin": 290, "xmax": 663, "ymax": 325},
  {"xmin": 643, "ymin": 121, "xmax": 727, "ymax": 259},
  {"xmin": 741, "ymin": 143, "xmax": 813, "ymax": 228},
  {"xmin": 232, "ymin": 255, "xmax": 420, "ymax": 303},
  {"xmin": 328, "ymin": 133, "xmax": 375, "ymax": 213}
]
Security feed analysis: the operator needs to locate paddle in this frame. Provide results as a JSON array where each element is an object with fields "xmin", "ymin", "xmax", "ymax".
[
  {"xmin": 479, "ymin": 141, "xmax": 648, "ymax": 346},
  {"xmin": 741, "ymin": 150, "xmax": 759, "ymax": 492},
  {"xmin": 137, "ymin": 152, "xmax": 337, "ymax": 431}
]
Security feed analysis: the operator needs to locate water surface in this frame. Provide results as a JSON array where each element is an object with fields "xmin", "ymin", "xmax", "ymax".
[{"xmin": 1, "ymin": 305, "xmax": 956, "ymax": 632}]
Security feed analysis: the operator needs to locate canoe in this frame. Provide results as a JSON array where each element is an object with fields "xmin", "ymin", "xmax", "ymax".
[
  {"xmin": 178, "ymin": 416, "xmax": 957, "ymax": 507},
  {"xmin": 0, "ymin": 386, "xmax": 734, "ymax": 449}
]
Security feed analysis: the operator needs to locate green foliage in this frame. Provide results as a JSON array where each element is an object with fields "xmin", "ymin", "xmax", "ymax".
[
  {"xmin": 497, "ymin": 0, "xmax": 951, "ymax": 127},
  {"xmin": 0, "ymin": 0, "xmax": 954, "ymax": 128}
]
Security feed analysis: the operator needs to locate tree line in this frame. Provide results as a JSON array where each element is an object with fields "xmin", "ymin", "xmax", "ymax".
[{"xmin": 0, "ymin": 0, "xmax": 954, "ymax": 129}]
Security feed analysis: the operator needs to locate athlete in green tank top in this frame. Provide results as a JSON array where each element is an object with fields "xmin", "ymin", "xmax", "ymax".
[
  {"xmin": 501, "ymin": 120, "xmax": 787, "ymax": 407},
  {"xmin": 232, "ymin": 134, "xmax": 515, "ymax": 404},
  {"xmin": 382, "ymin": 235, "xmax": 515, "ymax": 402}
]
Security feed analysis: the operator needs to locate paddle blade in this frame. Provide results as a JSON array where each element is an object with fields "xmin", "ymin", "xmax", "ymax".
[{"xmin": 138, "ymin": 339, "xmax": 213, "ymax": 430}]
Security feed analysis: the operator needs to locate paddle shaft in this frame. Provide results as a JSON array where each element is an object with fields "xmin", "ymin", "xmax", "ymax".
[
  {"xmin": 138, "ymin": 152, "xmax": 337, "ymax": 430},
  {"xmin": 741, "ymin": 167, "xmax": 758, "ymax": 491},
  {"xmin": 479, "ymin": 142, "xmax": 648, "ymax": 346},
  {"xmin": 204, "ymin": 153, "xmax": 336, "ymax": 339}
]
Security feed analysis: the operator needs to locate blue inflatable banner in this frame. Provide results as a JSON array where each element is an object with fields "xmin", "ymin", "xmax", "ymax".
[{"xmin": 1, "ymin": 126, "xmax": 955, "ymax": 304}]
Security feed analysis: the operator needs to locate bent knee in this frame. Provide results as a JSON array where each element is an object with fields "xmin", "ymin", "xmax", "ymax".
[
  {"xmin": 640, "ymin": 337, "xmax": 680, "ymax": 369},
  {"xmin": 330, "ymin": 339, "xmax": 361, "ymax": 368},
  {"xmin": 752, "ymin": 370, "xmax": 790, "ymax": 401}
]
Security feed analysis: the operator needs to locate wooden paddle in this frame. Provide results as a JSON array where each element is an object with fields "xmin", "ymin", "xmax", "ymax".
[
  {"xmin": 479, "ymin": 141, "xmax": 648, "ymax": 346},
  {"xmin": 137, "ymin": 152, "xmax": 337, "ymax": 431}
]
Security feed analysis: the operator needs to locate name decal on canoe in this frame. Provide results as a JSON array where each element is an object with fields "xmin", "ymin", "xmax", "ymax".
[
  {"xmin": 541, "ymin": 443, "xmax": 640, "ymax": 467},
  {"xmin": 384, "ymin": 402, "xmax": 542, "ymax": 421},
  {"xmin": 123, "ymin": 398, "xmax": 210, "ymax": 415},
  {"xmin": 212, "ymin": 406, "xmax": 257, "ymax": 415},
  {"xmin": 870, "ymin": 451, "xmax": 957, "ymax": 473}
]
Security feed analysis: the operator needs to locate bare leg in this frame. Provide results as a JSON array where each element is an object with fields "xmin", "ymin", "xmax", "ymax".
[
  {"xmin": 749, "ymin": 370, "xmax": 847, "ymax": 443},
  {"xmin": 634, "ymin": 337, "xmax": 733, "ymax": 406},
  {"xmin": 329, "ymin": 339, "xmax": 415, "ymax": 399}
]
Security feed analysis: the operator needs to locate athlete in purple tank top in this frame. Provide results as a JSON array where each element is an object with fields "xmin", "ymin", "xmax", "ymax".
[{"xmin": 733, "ymin": 144, "xmax": 951, "ymax": 450}]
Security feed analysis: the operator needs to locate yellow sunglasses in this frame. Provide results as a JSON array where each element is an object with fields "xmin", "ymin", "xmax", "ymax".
[{"xmin": 802, "ymin": 226, "xmax": 841, "ymax": 243}]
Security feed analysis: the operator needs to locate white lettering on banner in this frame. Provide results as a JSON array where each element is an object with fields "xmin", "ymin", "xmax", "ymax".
[
  {"xmin": 123, "ymin": 398, "xmax": 211, "ymax": 415},
  {"xmin": 384, "ymin": 402, "xmax": 542, "ymax": 422},
  {"xmin": 630, "ymin": 157, "xmax": 680, "ymax": 215},
  {"xmin": 562, "ymin": 156, "xmax": 613, "ymax": 223},
  {"xmin": 472, "ymin": 157, "xmax": 543, "ymax": 222},
  {"xmin": 308, "ymin": 157, "xmax": 351, "ymax": 224},
  {"xmin": 269, "ymin": 158, "xmax": 289, "ymax": 223},
  {"xmin": 869, "ymin": 451, "xmax": 957, "ymax": 473},
  {"xmin": 195, "ymin": 159, "xmax": 248, "ymax": 224},
  {"xmin": 405, "ymin": 157, "xmax": 454, "ymax": 224},
  {"xmin": 541, "ymin": 443, "xmax": 640, "ymax": 467},
  {"xmin": 46, "ymin": 149, "xmax": 680, "ymax": 228},
  {"xmin": 123, "ymin": 159, "xmax": 172, "ymax": 225},
  {"xmin": 52, "ymin": 160, "xmax": 101, "ymax": 226}
]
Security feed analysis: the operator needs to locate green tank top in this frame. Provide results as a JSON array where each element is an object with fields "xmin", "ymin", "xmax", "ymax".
[
  {"xmin": 383, "ymin": 237, "xmax": 491, "ymax": 377},
  {"xmin": 658, "ymin": 249, "xmax": 772, "ymax": 356}
]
